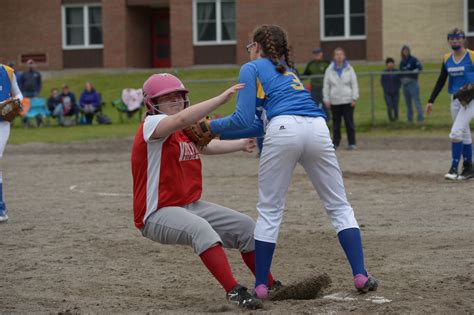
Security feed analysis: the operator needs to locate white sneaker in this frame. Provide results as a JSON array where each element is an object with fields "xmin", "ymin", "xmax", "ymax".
[
  {"xmin": 0, "ymin": 212, "xmax": 8, "ymax": 222},
  {"xmin": 444, "ymin": 167, "xmax": 458, "ymax": 180}
]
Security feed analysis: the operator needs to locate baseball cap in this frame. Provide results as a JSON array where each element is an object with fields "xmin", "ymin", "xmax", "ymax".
[{"xmin": 312, "ymin": 48, "xmax": 322, "ymax": 54}]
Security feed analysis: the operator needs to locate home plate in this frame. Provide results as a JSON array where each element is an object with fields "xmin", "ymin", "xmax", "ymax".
[
  {"xmin": 365, "ymin": 296, "xmax": 392, "ymax": 304},
  {"xmin": 323, "ymin": 292, "xmax": 357, "ymax": 301},
  {"xmin": 324, "ymin": 292, "xmax": 391, "ymax": 304}
]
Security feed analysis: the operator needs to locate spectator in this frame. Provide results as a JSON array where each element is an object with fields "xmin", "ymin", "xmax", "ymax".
[
  {"xmin": 47, "ymin": 88, "xmax": 65, "ymax": 126},
  {"xmin": 79, "ymin": 82, "xmax": 102, "ymax": 125},
  {"xmin": 323, "ymin": 47, "xmax": 359, "ymax": 150},
  {"xmin": 20, "ymin": 59, "xmax": 41, "ymax": 98},
  {"xmin": 7, "ymin": 61, "xmax": 22, "ymax": 90},
  {"xmin": 400, "ymin": 45, "xmax": 423, "ymax": 123},
  {"xmin": 303, "ymin": 48, "xmax": 331, "ymax": 120},
  {"xmin": 60, "ymin": 84, "xmax": 79, "ymax": 124},
  {"xmin": 380, "ymin": 57, "xmax": 401, "ymax": 122}
]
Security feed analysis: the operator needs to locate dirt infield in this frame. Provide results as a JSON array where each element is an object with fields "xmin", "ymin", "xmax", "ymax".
[{"xmin": 1, "ymin": 136, "xmax": 473, "ymax": 313}]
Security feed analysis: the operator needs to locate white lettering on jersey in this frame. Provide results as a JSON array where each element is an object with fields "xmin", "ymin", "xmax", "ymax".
[
  {"xmin": 448, "ymin": 66, "xmax": 465, "ymax": 76},
  {"xmin": 0, "ymin": 85, "xmax": 3, "ymax": 91},
  {"xmin": 179, "ymin": 142, "xmax": 200, "ymax": 161}
]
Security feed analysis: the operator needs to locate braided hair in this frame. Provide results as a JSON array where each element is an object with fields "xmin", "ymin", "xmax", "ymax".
[{"xmin": 252, "ymin": 25, "xmax": 295, "ymax": 74}]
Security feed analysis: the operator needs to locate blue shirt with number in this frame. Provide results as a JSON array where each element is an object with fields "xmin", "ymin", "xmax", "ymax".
[{"xmin": 210, "ymin": 58, "xmax": 325, "ymax": 138}]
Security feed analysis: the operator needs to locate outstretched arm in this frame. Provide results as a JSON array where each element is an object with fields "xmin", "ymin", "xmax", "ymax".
[
  {"xmin": 210, "ymin": 63, "xmax": 258, "ymax": 134},
  {"xmin": 200, "ymin": 138, "xmax": 256, "ymax": 155},
  {"xmin": 150, "ymin": 83, "xmax": 244, "ymax": 140}
]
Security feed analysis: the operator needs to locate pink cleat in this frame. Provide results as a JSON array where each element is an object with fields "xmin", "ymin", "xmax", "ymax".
[
  {"xmin": 255, "ymin": 284, "xmax": 269, "ymax": 299},
  {"xmin": 354, "ymin": 274, "xmax": 379, "ymax": 293}
]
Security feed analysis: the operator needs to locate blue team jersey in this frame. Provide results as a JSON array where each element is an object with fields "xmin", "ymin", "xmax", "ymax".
[
  {"xmin": 444, "ymin": 50, "xmax": 474, "ymax": 94},
  {"xmin": 211, "ymin": 58, "xmax": 325, "ymax": 135}
]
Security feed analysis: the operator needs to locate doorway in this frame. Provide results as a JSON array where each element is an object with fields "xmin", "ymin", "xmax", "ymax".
[{"xmin": 151, "ymin": 9, "xmax": 171, "ymax": 68}]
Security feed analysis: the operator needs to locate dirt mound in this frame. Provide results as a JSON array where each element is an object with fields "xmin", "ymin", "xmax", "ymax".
[{"xmin": 270, "ymin": 273, "xmax": 332, "ymax": 301}]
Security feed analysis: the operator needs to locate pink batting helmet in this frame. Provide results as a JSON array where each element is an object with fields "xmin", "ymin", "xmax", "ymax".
[{"xmin": 143, "ymin": 73, "xmax": 189, "ymax": 115}]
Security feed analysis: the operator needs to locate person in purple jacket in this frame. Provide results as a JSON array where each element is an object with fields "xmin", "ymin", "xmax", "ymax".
[
  {"xmin": 79, "ymin": 82, "xmax": 102, "ymax": 124},
  {"xmin": 380, "ymin": 57, "xmax": 401, "ymax": 122}
]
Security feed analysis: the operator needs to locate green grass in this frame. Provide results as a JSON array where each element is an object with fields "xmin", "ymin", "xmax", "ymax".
[{"xmin": 9, "ymin": 63, "xmax": 456, "ymax": 144}]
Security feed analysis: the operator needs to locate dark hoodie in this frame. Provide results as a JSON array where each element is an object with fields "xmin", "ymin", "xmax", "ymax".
[{"xmin": 399, "ymin": 45, "xmax": 423, "ymax": 82}]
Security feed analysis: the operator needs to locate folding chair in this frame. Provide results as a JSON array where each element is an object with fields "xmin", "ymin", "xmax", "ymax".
[
  {"xmin": 112, "ymin": 88, "xmax": 143, "ymax": 123},
  {"xmin": 23, "ymin": 97, "xmax": 50, "ymax": 127}
]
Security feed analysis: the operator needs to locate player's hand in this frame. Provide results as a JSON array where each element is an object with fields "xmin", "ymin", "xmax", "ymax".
[
  {"xmin": 425, "ymin": 103, "xmax": 433, "ymax": 116},
  {"xmin": 241, "ymin": 138, "xmax": 256, "ymax": 153},
  {"xmin": 324, "ymin": 101, "xmax": 331, "ymax": 109},
  {"xmin": 218, "ymin": 83, "xmax": 245, "ymax": 105},
  {"xmin": 351, "ymin": 101, "xmax": 357, "ymax": 107}
]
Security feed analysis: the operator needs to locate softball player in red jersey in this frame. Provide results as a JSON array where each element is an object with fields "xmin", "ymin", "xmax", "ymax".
[
  {"xmin": 209, "ymin": 25, "xmax": 379, "ymax": 299},
  {"xmin": 131, "ymin": 73, "xmax": 279, "ymax": 310}
]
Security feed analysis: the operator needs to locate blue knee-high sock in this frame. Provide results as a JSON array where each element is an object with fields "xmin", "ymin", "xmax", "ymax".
[
  {"xmin": 452, "ymin": 142, "xmax": 463, "ymax": 169},
  {"xmin": 462, "ymin": 143, "xmax": 472, "ymax": 163},
  {"xmin": 255, "ymin": 240, "xmax": 275, "ymax": 287},
  {"xmin": 0, "ymin": 181, "xmax": 5, "ymax": 210},
  {"xmin": 337, "ymin": 228, "xmax": 367, "ymax": 277}
]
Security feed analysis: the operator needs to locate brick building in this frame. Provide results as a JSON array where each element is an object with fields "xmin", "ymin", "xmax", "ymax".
[{"xmin": 0, "ymin": 0, "xmax": 472, "ymax": 70}]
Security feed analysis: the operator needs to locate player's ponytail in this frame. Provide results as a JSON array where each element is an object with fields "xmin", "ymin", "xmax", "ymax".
[{"xmin": 252, "ymin": 25, "xmax": 294, "ymax": 74}]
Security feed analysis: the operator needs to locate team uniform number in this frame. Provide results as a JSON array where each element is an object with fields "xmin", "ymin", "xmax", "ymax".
[{"xmin": 285, "ymin": 71, "xmax": 304, "ymax": 90}]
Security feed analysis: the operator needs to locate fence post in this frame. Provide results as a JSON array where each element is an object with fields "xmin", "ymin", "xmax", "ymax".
[{"xmin": 370, "ymin": 72, "xmax": 375, "ymax": 127}]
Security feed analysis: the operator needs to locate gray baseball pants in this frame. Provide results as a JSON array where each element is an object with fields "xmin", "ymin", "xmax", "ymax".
[{"xmin": 142, "ymin": 200, "xmax": 256, "ymax": 255}]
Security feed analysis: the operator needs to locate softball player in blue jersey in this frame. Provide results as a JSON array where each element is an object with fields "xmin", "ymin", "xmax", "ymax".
[
  {"xmin": 0, "ymin": 64, "xmax": 23, "ymax": 222},
  {"xmin": 426, "ymin": 28, "xmax": 474, "ymax": 180},
  {"xmin": 209, "ymin": 25, "xmax": 378, "ymax": 299}
]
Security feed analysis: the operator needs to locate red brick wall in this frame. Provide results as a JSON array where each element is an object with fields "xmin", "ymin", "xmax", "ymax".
[
  {"xmin": 236, "ymin": 0, "xmax": 320, "ymax": 66},
  {"xmin": 102, "ymin": 0, "xmax": 127, "ymax": 68},
  {"xmin": 366, "ymin": 0, "xmax": 383, "ymax": 61},
  {"xmin": 170, "ymin": 0, "xmax": 193, "ymax": 67},
  {"xmin": 0, "ymin": 0, "xmax": 63, "ymax": 70}
]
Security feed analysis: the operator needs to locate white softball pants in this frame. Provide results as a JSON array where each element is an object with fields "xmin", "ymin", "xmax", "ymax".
[
  {"xmin": 449, "ymin": 98, "xmax": 472, "ymax": 144},
  {"xmin": 0, "ymin": 121, "xmax": 10, "ymax": 158},
  {"xmin": 254, "ymin": 116, "xmax": 359, "ymax": 243}
]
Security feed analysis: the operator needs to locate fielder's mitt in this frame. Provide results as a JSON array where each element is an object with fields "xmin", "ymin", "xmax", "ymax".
[
  {"xmin": 455, "ymin": 83, "xmax": 474, "ymax": 106},
  {"xmin": 0, "ymin": 98, "xmax": 22, "ymax": 122},
  {"xmin": 183, "ymin": 116, "xmax": 215, "ymax": 146}
]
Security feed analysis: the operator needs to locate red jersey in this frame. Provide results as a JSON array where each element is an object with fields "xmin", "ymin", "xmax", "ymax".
[{"xmin": 131, "ymin": 115, "xmax": 202, "ymax": 229}]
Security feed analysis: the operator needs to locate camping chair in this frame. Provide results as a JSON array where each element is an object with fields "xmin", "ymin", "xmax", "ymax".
[
  {"xmin": 22, "ymin": 97, "xmax": 50, "ymax": 127},
  {"xmin": 112, "ymin": 88, "xmax": 144, "ymax": 123}
]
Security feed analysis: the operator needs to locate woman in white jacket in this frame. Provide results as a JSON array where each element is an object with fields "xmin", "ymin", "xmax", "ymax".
[{"xmin": 323, "ymin": 47, "xmax": 359, "ymax": 150}]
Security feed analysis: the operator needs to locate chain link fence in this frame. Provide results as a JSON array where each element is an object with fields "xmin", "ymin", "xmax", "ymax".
[{"xmin": 183, "ymin": 69, "xmax": 454, "ymax": 130}]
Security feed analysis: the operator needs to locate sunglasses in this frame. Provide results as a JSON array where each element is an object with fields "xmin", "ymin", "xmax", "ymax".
[{"xmin": 246, "ymin": 42, "xmax": 257, "ymax": 53}]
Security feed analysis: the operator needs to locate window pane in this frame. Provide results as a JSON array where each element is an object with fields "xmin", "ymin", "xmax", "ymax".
[
  {"xmin": 198, "ymin": 22, "xmax": 216, "ymax": 41},
  {"xmin": 66, "ymin": 7, "xmax": 83, "ymax": 26},
  {"xmin": 67, "ymin": 26, "xmax": 84, "ymax": 45},
  {"xmin": 221, "ymin": 21, "xmax": 235, "ymax": 40},
  {"xmin": 221, "ymin": 0, "xmax": 235, "ymax": 40},
  {"xmin": 350, "ymin": 0, "xmax": 364, "ymax": 14},
  {"xmin": 197, "ymin": 2, "xmax": 216, "ymax": 41},
  {"xmin": 469, "ymin": 12, "xmax": 474, "ymax": 33},
  {"xmin": 350, "ymin": 16, "xmax": 365, "ymax": 35},
  {"xmin": 89, "ymin": 26, "xmax": 102, "ymax": 44},
  {"xmin": 197, "ymin": 2, "xmax": 216, "ymax": 21},
  {"xmin": 221, "ymin": 1, "xmax": 235, "ymax": 19},
  {"xmin": 89, "ymin": 7, "xmax": 102, "ymax": 25},
  {"xmin": 469, "ymin": 0, "xmax": 474, "ymax": 9},
  {"xmin": 325, "ymin": 17, "xmax": 344, "ymax": 37},
  {"xmin": 325, "ymin": 0, "xmax": 344, "ymax": 15}
]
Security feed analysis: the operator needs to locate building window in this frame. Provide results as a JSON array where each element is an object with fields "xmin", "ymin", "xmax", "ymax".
[
  {"xmin": 193, "ymin": 0, "xmax": 236, "ymax": 45},
  {"xmin": 62, "ymin": 4, "xmax": 103, "ymax": 49},
  {"xmin": 321, "ymin": 0, "xmax": 366, "ymax": 40},
  {"xmin": 465, "ymin": 0, "xmax": 474, "ymax": 35}
]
